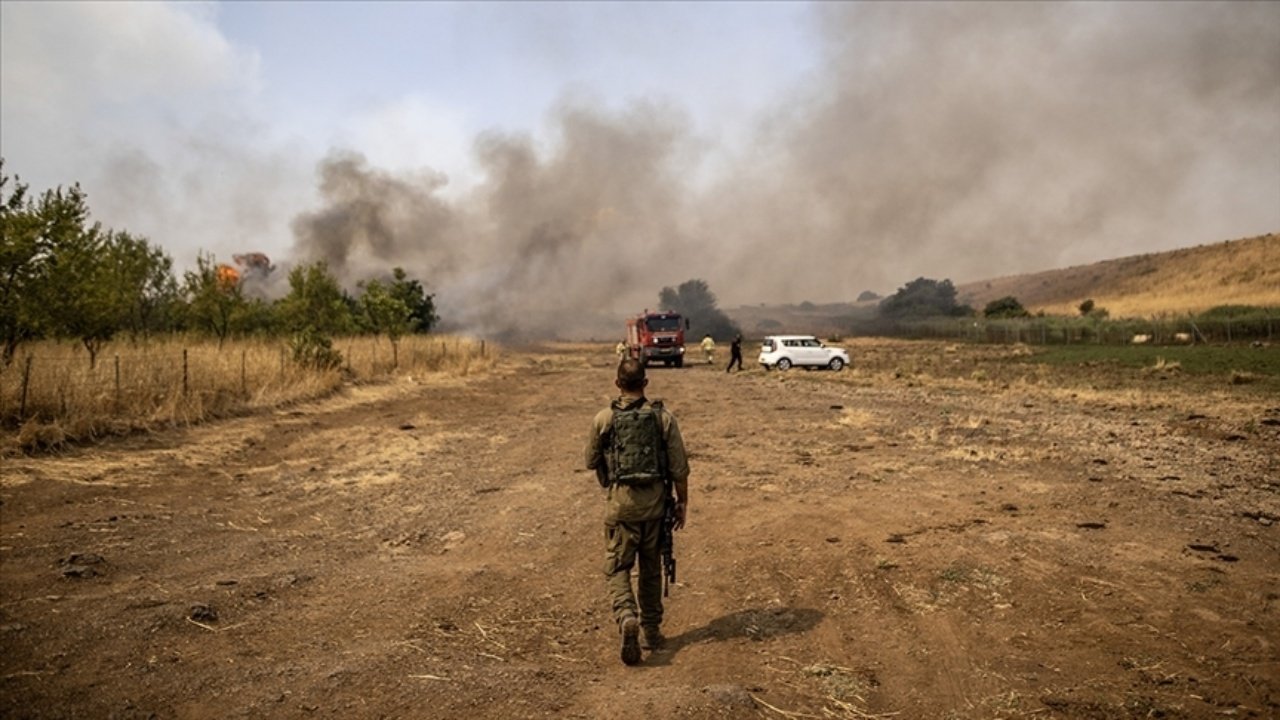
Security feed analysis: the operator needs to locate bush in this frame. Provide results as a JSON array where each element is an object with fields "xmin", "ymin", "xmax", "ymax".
[{"xmin": 290, "ymin": 328, "xmax": 343, "ymax": 370}]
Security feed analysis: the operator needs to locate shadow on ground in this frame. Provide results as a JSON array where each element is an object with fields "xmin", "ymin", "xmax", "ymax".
[{"xmin": 646, "ymin": 606, "xmax": 824, "ymax": 665}]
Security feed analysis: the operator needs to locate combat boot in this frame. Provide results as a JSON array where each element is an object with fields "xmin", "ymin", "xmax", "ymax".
[
  {"xmin": 640, "ymin": 625, "xmax": 665, "ymax": 650},
  {"xmin": 619, "ymin": 615, "xmax": 641, "ymax": 665}
]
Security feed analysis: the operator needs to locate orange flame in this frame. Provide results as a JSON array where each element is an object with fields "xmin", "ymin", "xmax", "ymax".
[{"xmin": 216, "ymin": 264, "xmax": 240, "ymax": 290}]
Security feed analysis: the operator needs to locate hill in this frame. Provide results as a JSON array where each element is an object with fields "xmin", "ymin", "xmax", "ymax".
[
  {"xmin": 954, "ymin": 233, "xmax": 1279, "ymax": 318},
  {"xmin": 727, "ymin": 234, "xmax": 1279, "ymax": 336}
]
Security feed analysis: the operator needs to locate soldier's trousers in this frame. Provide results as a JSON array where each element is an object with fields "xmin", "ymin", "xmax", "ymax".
[{"xmin": 604, "ymin": 519, "xmax": 664, "ymax": 629}]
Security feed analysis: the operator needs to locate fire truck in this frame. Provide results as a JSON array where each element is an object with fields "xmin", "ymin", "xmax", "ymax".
[{"xmin": 626, "ymin": 310, "xmax": 688, "ymax": 367}]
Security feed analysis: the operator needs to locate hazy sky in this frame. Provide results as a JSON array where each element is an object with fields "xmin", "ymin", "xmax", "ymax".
[{"xmin": 3, "ymin": 1, "xmax": 1277, "ymax": 334}]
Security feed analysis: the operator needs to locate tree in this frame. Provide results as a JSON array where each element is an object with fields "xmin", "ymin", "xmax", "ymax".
[
  {"xmin": 1078, "ymin": 299, "xmax": 1095, "ymax": 316},
  {"xmin": 387, "ymin": 267, "xmax": 437, "ymax": 333},
  {"xmin": 657, "ymin": 278, "xmax": 740, "ymax": 339},
  {"xmin": 18, "ymin": 183, "xmax": 139, "ymax": 368},
  {"xmin": 184, "ymin": 252, "xmax": 248, "ymax": 346},
  {"xmin": 879, "ymin": 277, "xmax": 971, "ymax": 318},
  {"xmin": 277, "ymin": 261, "xmax": 353, "ymax": 337},
  {"xmin": 45, "ymin": 224, "xmax": 137, "ymax": 368},
  {"xmin": 110, "ymin": 231, "xmax": 180, "ymax": 339},
  {"xmin": 856, "ymin": 290, "xmax": 881, "ymax": 302},
  {"xmin": 358, "ymin": 278, "xmax": 412, "ymax": 367},
  {"xmin": 0, "ymin": 164, "xmax": 43, "ymax": 364},
  {"xmin": 983, "ymin": 296, "xmax": 1030, "ymax": 318}
]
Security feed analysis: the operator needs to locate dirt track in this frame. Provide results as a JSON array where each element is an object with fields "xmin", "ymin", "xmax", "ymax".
[{"xmin": 2, "ymin": 341, "xmax": 1278, "ymax": 719}]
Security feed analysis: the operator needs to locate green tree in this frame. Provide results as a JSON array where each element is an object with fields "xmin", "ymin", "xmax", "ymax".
[
  {"xmin": 46, "ymin": 225, "xmax": 145, "ymax": 368},
  {"xmin": 879, "ymin": 277, "xmax": 971, "ymax": 319},
  {"xmin": 657, "ymin": 278, "xmax": 740, "ymax": 339},
  {"xmin": 388, "ymin": 267, "xmax": 437, "ymax": 333},
  {"xmin": 109, "ymin": 231, "xmax": 180, "ymax": 339},
  {"xmin": 277, "ymin": 261, "xmax": 353, "ymax": 336},
  {"xmin": 0, "ymin": 164, "xmax": 44, "ymax": 364},
  {"xmin": 1078, "ymin": 299, "xmax": 1095, "ymax": 316},
  {"xmin": 983, "ymin": 295, "xmax": 1030, "ymax": 318},
  {"xmin": 358, "ymin": 278, "xmax": 412, "ymax": 366},
  {"xmin": 184, "ymin": 252, "xmax": 247, "ymax": 346}
]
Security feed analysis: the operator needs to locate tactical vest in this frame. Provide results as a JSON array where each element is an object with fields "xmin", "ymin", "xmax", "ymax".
[{"xmin": 607, "ymin": 398, "xmax": 667, "ymax": 486}]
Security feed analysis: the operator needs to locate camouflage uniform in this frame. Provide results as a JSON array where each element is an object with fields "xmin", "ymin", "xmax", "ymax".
[{"xmin": 585, "ymin": 394, "xmax": 689, "ymax": 635}]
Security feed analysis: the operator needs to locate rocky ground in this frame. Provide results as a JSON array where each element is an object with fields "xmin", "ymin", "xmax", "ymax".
[{"xmin": 2, "ymin": 340, "xmax": 1277, "ymax": 719}]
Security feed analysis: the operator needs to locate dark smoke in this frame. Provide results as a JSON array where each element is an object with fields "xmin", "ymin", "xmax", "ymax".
[
  {"xmin": 292, "ymin": 101, "xmax": 693, "ymax": 339},
  {"xmin": 292, "ymin": 3, "xmax": 1279, "ymax": 337}
]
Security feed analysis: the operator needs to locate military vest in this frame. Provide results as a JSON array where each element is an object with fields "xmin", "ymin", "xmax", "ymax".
[{"xmin": 608, "ymin": 398, "xmax": 667, "ymax": 486}]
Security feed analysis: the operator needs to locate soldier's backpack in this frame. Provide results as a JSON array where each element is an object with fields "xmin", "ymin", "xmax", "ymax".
[{"xmin": 608, "ymin": 398, "xmax": 667, "ymax": 486}]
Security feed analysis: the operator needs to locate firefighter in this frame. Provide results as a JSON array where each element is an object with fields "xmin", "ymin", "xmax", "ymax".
[{"xmin": 700, "ymin": 334, "xmax": 716, "ymax": 365}]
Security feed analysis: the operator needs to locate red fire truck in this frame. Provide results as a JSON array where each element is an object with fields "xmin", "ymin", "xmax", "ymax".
[{"xmin": 626, "ymin": 310, "xmax": 688, "ymax": 367}]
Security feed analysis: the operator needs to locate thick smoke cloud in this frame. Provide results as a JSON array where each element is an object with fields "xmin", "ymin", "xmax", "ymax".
[
  {"xmin": 292, "ymin": 3, "xmax": 1279, "ymax": 337},
  {"xmin": 292, "ymin": 102, "xmax": 694, "ymax": 338}
]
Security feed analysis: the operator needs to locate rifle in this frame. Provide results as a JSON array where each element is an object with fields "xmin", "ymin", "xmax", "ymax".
[{"xmin": 660, "ymin": 481, "xmax": 677, "ymax": 596}]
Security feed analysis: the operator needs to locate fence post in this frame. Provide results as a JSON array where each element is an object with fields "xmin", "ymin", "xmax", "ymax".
[
  {"xmin": 241, "ymin": 349, "xmax": 247, "ymax": 397},
  {"xmin": 183, "ymin": 348, "xmax": 189, "ymax": 397},
  {"xmin": 480, "ymin": 340, "xmax": 485, "ymax": 357},
  {"xmin": 19, "ymin": 355, "xmax": 33, "ymax": 420},
  {"xmin": 115, "ymin": 355, "xmax": 121, "ymax": 414}
]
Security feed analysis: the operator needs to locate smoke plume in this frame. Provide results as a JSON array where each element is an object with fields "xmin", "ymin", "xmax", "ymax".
[{"xmin": 292, "ymin": 3, "xmax": 1279, "ymax": 338}]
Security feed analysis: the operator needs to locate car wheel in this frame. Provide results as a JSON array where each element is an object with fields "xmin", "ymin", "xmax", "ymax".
[
  {"xmin": 828, "ymin": 357, "xmax": 845, "ymax": 371},
  {"xmin": 675, "ymin": 357, "xmax": 684, "ymax": 368},
  {"xmin": 776, "ymin": 357, "xmax": 792, "ymax": 371}
]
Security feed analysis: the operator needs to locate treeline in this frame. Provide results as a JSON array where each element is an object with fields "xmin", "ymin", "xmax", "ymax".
[
  {"xmin": 851, "ymin": 276, "xmax": 1276, "ymax": 344},
  {"xmin": 1, "ymin": 163, "xmax": 437, "ymax": 369}
]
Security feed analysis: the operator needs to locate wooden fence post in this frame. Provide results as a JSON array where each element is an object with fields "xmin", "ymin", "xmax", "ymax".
[{"xmin": 19, "ymin": 355, "xmax": 33, "ymax": 420}]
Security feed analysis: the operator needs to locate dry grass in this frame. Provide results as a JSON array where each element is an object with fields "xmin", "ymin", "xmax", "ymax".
[
  {"xmin": 955, "ymin": 233, "xmax": 1280, "ymax": 318},
  {"xmin": 0, "ymin": 334, "xmax": 497, "ymax": 453}
]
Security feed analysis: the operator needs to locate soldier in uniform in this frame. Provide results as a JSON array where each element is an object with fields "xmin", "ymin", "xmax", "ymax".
[
  {"xmin": 725, "ymin": 334, "xmax": 744, "ymax": 373},
  {"xmin": 585, "ymin": 358, "xmax": 689, "ymax": 665}
]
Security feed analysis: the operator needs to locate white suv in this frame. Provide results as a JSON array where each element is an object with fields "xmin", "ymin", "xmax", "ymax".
[{"xmin": 758, "ymin": 335, "xmax": 849, "ymax": 371}]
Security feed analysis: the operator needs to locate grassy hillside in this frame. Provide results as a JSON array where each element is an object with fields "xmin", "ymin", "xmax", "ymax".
[{"xmin": 955, "ymin": 233, "xmax": 1279, "ymax": 318}]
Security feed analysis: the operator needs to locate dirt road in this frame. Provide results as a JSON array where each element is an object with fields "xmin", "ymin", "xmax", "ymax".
[{"xmin": 2, "ymin": 342, "xmax": 1277, "ymax": 718}]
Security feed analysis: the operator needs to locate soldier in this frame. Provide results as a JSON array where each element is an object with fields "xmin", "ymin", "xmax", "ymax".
[
  {"xmin": 700, "ymin": 334, "xmax": 716, "ymax": 365},
  {"xmin": 725, "ymin": 334, "xmax": 743, "ymax": 373},
  {"xmin": 585, "ymin": 358, "xmax": 689, "ymax": 665}
]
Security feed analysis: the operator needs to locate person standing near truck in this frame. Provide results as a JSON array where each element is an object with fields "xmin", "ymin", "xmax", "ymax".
[
  {"xmin": 585, "ymin": 358, "xmax": 689, "ymax": 665},
  {"xmin": 700, "ymin": 334, "xmax": 716, "ymax": 365},
  {"xmin": 725, "ymin": 335, "xmax": 743, "ymax": 373}
]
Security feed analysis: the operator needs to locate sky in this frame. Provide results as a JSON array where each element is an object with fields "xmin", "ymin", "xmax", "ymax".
[{"xmin": 2, "ymin": 1, "xmax": 1278, "ymax": 336}]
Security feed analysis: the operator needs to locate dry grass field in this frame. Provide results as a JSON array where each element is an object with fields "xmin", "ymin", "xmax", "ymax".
[
  {"xmin": 0, "ymin": 335, "xmax": 497, "ymax": 454},
  {"xmin": 955, "ymin": 233, "xmax": 1280, "ymax": 317}
]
